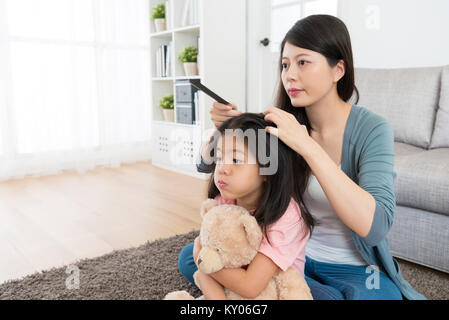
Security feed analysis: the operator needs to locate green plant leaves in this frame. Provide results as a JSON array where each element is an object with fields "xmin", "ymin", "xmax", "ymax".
[
  {"xmin": 178, "ymin": 46, "xmax": 198, "ymax": 63},
  {"xmin": 151, "ymin": 3, "xmax": 165, "ymax": 20},
  {"xmin": 160, "ymin": 94, "xmax": 174, "ymax": 109}
]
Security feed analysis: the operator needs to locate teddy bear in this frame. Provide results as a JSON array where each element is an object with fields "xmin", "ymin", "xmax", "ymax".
[{"xmin": 164, "ymin": 198, "xmax": 313, "ymax": 300}]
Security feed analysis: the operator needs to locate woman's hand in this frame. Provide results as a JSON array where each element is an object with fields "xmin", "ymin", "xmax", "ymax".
[
  {"xmin": 210, "ymin": 101, "xmax": 242, "ymax": 128},
  {"xmin": 193, "ymin": 236, "xmax": 202, "ymax": 265},
  {"xmin": 263, "ymin": 106, "xmax": 315, "ymax": 157}
]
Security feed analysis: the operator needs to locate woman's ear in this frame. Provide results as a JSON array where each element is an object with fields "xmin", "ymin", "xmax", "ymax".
[{"xmin": 334, "ymin": 59, "xmax": 346, "ymax": 82}]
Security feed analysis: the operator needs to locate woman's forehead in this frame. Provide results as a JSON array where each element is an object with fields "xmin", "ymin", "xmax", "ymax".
[{"xmin": 282, "ymin": 42, "xmax": 321, "ymax": 59}]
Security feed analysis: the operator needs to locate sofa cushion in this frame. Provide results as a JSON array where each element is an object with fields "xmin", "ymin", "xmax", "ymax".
[
  {"xmin": 354, "ymin": 67, "xmax": 442, "ymax": 149},
  {"xmin": 394, "ymin": 141, "xmax": 427, "ymax": 157},
  {"xmin": 430, "ymin": 65, "xmax": 449, "ymax": 148},
  {"xmin": 394, "ymin": 142, "xmax": 449, "ymax": 216},
  {"xmin": 388, "ymin": 205, "xmax": 449, "ymax": 274}
]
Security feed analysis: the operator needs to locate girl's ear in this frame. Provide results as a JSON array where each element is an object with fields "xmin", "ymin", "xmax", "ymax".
[
  {"xmin": 240, "ymin": 213, "xmax": 263, "ymax": 250},
  {"xmin": 200, "ymin": 199, "xmax": 219, "ymax": 218}
]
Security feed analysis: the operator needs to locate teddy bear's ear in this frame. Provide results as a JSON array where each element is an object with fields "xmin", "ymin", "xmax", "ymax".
[
  {"xmin": 240, "ymin": 213, "xmax": 263, "ymax": 250},
  {"xmin": 200, "ymin": 199, "xmax": 219, "ymax": 218}
]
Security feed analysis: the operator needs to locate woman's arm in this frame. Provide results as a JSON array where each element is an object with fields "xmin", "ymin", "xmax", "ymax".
[
  {"xmin": 263, "ymin": 107, "xmax": 394, "ymax": 240},
  {"xmin": 301, "ymin": 119, "xmax": 396, "ymax": 245},
  {"xmin": 302, "ymin": 138, "xmax": 376, "ymax": 237},
  {"xmin": 196, "ymin": 102, "xmax": 242, "ymax": 173},
  {"xmin": 209, "ymin": 252, "xmax": 279, "ymax": 299},
  {"xmin": 196, "ymin": 271, "xmax": 228, "ymax": 300}
]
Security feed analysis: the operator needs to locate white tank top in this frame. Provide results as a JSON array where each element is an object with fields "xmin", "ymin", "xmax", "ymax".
[{"xmin": 304, "ymin": 165, "xmax": 367, "ymax": 266}]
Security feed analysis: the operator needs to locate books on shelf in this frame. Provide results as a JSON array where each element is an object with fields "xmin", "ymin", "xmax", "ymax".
[
  {"xmin": 156, "ymin": 41, "xmax": 172, "ymax": 78},
  {"xmin": 182, "ymin": 0, "xmax": 199, "ymax": 27},
  {"xmin": 166, "ymin": 42, "xmax": 172, "ymax": 77}
]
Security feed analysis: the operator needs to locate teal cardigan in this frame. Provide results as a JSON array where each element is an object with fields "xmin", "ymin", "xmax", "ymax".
[
  {"xmin": 341, "ymin": 105, "xmax": 425, "ymax": 300},
  {"xmin": 196, "ymin": 105, "xmax": 426, "ymax": 300}
]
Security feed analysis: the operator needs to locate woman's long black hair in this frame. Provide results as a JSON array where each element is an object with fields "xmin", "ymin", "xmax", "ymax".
[
  {"xmin": 205, "ymin": 113, "xmax": 315, "ymax": 243},
  {"xmin": 275, "ymin": 14, "xmax": 359, "ymax": 132}
]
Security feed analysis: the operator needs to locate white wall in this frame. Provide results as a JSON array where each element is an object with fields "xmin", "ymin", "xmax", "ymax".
[{"xmin": 339, "ymin": 0, "xmax": 449, "ymax": 68}]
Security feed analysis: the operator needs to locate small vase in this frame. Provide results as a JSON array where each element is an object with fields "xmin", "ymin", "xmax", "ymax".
[
  {"xmin": 183, "ymin": 62, "xmax": 198, "ymax": 76},
  {"xmin": 154, "ymin": 18, "xmax": 166, "ymax": 32},
  {"xmin": 162, "ymin": 109, "xmax": 174, "ymax": 122}
]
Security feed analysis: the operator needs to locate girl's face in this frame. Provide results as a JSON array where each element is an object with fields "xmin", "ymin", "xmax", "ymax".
[
  {"xmin": 281, "ymin": 42, "xmax": 343, "ymax": 107},
  {"xmin": 214, "ymin": 134, "xmax": 265, "ymax": 208}
]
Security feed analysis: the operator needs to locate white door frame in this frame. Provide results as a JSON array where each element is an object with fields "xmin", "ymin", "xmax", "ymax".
[
  {"xmin": 245, "ymin": 0, "xmax": 342, "ymax": 113},
  {"xmin": 245, "ymin": 0, "xmax": 273, "ymax": 113}
]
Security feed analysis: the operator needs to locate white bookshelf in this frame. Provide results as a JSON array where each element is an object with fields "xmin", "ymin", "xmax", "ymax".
[{"xmin": 150, "ymin": 0, "xmax": 246, "ymax": 180}]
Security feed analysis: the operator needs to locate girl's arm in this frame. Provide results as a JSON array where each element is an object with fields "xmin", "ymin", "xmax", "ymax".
[
  {"xmin": 209, "ymin": 252, "xmax": 279, "ymax": 299},
  {"xmin": 196, "ymin": 271, "xmax": 228, "ymax": 300},
  {"xmin": 193, "ymin": 236, "xmax": 277, "ymax": 299}
]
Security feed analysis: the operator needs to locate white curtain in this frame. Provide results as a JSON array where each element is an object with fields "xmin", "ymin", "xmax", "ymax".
[{"xmin": 0, "ymin": 0, "xmax": 152, "ymax": 181}]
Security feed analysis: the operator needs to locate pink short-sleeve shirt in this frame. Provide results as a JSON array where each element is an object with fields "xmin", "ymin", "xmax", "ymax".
[{"xmin": 214, "ymin": 195, "xmax": 310, "ymax": 276}]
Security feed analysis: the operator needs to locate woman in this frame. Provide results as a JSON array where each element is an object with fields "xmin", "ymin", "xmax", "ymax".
[{"xmin": 180, "ymin": 14, "xmax": 425, "ymax": 300}]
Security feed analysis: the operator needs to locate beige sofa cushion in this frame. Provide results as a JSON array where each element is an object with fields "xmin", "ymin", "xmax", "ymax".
[
  {"xmin": 430, "ymin": 65, "xmax": 449, "ymax": 148},
  {"xmin": 354, "ymin": 67, "xmax": 441, "ymax": 149},
  {"xmin": 394, "ymin": 142, "xmax": 449, "ymax": 215}
]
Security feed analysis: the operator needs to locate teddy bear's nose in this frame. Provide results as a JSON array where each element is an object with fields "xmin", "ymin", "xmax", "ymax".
[{"xmin": 197, "ymin": 257, "xmax": 202, "ymax": 265}]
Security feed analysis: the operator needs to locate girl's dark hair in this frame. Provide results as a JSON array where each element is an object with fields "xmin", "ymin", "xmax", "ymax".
[
  {"xmin": 276, "ymin": 14, "xmax": 359, "ymax": 131},
  {"xmin": 206, "ymin": 113, "xmax": 315, "ymax": 243}
]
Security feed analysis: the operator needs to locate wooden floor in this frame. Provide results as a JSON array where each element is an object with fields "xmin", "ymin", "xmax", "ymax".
[{"xmin": 0, "ymin": 161, "xmax": 208, "ymax": 285}]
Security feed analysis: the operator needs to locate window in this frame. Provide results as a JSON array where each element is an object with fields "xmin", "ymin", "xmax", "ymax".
[
  {"xmin": 1, "ymin": 0, "xmax": 151, "ymax": 155},
  {"xmin": 270, "ymin": 0, "xmax": 339, "ymax": 52}
]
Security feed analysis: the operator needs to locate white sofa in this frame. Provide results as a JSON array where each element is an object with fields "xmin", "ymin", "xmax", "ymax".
[{"xmin": 352, "ymin": 65, "xmax": 449, "ymax": 273}]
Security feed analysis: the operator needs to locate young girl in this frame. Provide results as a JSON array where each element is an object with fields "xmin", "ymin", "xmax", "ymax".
[{"xmin": 188, "ymin": 112, "xmax": 315, "ymax": 299}]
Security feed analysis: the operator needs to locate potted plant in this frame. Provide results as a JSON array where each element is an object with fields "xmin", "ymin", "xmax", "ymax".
[
  {"xmin": 160, "ymin": 93, "xmax": 174, "ymax": 122},
  {"xmin": 178, "ymin": 46, "xmax": 198, "ymax": 76},
  {"xmin": 151, "ymin": 3, "xmax": 166, "ymax": 32}
]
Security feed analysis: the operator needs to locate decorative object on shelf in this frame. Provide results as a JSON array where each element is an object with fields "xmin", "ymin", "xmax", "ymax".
[
  {"xmin": 178, "ymin": 46, "xmax": 198, "ymax": 76},
  {"xmin": 151, "ymin": 3, "xmax": 166, "ymax": 32},
  {"xmin": 175, "ymin": 80, "xmax": 198, "ymax": 125},
  {"xmin": 160, "ymin": 94, "xmax": 174, "ymax": 122}
]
